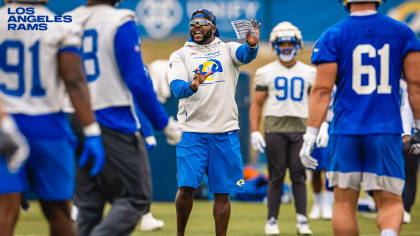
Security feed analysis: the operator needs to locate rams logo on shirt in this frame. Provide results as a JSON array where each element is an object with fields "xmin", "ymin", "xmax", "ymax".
[
  {"xmin": 236, "ymin": 179, "xmax": 245, "ymax": 187},
  {"xmin": 198, "ymin": 59, "xmax": 223, "ymax": 82}
]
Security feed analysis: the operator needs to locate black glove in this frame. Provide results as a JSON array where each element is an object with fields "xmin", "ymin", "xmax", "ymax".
[
  {"xmin": 0, "ymin": 128, "xmax": 19, "ymax": 159},
  {"xmin": 408, "ymin": 131, "xmax": 420, "ymax": 155}
]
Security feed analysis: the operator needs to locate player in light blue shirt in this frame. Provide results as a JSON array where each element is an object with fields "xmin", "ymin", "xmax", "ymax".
[{"xmin": 299, "ymin": 1, "xmax": 420, "ymax": 235}]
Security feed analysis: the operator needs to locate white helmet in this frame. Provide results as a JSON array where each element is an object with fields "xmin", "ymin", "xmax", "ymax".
[
  {"xmin": 342, "ymin": 0, "xmax": 383, "ymax": 8},
  {"xmin": 270, "ymin": 21, "xmax": 303, "ymax": 62}
]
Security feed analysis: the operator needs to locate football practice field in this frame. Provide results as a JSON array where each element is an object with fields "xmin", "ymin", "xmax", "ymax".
[
  {"xmin": 13, "ymin": 40, "xmax": 420, "ymax": 236},
  {"xmin": 15, "ymin": 189, "xmax": 420, "ymax": 236}
]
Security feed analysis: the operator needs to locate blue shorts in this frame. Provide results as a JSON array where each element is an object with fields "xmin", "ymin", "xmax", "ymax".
[
  {"xmin": 326, "ymin": 134, "xmax": 405, "ymax": 195},
  {"xmin": 11, "ymin": 113, "xmax": 76, "ymax": 200},
  {"xmin": 176, "ymin": 131, "xmax": 244, "ymax": 194},
  {"xmin": 0, "ymin": 157, "xmax": 26, "ymax": 194}
]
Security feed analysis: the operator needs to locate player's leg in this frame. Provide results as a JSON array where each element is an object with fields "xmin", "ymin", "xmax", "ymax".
[
  {"xmin": 0, "ymin": 193, "xmax": 21, "ymax": 236},
  {"xmin": 176, "ymin": 132, "xmax": 208, "ymax": 236},
  {"xmin": 0, "ymin": 156, "xmax": 25, "ymax": 236},
  {"xmin": 309, "ymin": 170, "xmax": 323, "ymax": 219},
  {"xmin": 372, "ymin": 191, "xmax": 403, "ymax": 234},
  {"xmin": 39, "ymin": 200, "xmax": 76, "ymax": 236},
  {"xmin": 176, "ymin": 186, "xmax": 195, "ymax": 236},
  {"xmin": 265, "ymin": 133, "xmax": 287, "ymax": 221},
  {"xmin": 326, "ymin": 135, "xmax": 363, "ymax": 236},
  {"xmin": 27, "ymin": 136, "xmax": 77, "ymax": 236},
  {"xmin": 74, "ymin": 160, "xmax": 105, "ymax": 236},
  {"xmin": 89, "ymin": 127, "xmax": 151, "ymax": 236},
  {"xmin": 333, "ymin": 188, "xmax": 359, "ymax": 236},
  {"xmin": 402, "ymin": 149, "xmax": 419, "ymax": 223},
  {"xmin": 288, "ymin": 132, "xmax": 311, "ymax": 234},
  {"xmin": 68, "ymin": 113, "xmax": 105, "ymax": 235},
  {"xmin": 207, "ymin": 131, "xmax": 244, "ymax": 236},
  {"xmin": 363, "ymin": 135, "xmax": 405, "ymax": 235},
  {"xmin": 213, "ymin": 193, "xmax": 231, "ymax": 236}
]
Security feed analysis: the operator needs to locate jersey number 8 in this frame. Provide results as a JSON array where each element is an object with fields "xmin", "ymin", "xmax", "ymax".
[
  {"xmin": 352, "ymin": 44, "xmax": 391, "ymax": 95},
  {"xmin": 81, "ymin": 29, "xmax": 100, "ymax": 82}
]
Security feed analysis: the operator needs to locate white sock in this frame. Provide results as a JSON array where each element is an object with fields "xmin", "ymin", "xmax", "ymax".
[
  {"xmin": 297, "ymin": 214, "xmax": 308, "ymax": 223},
  {"xmin": 380, "ymin": 229, "xmax": 398, "ymax": 236},
  {"xmin": 323, "ymin": 191, "xmax": 334, "ymax": 206},
  {"xmin": 313, "ymin": 192, "xmax": 322, "ymax": 205}
]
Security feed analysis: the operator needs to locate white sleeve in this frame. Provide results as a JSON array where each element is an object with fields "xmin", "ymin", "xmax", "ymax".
[
  {"xmin": 225, "ymin": 42, "xmax": 243, "ymax": 66},
  {"xmin": 58, "ymin": 22, "xmax": 83, "ymax": 49},
  {"xmin": 167, "ymin": 51, "xmax": 189, "ymax": 84},
  {"xmin": 307, "ymin": 67, "xmax": 317, "ymax": 85},
  {"xmin": 401, "ymin": 93, "xmax": 414, "ymax": 136},
  {"xmin": 254, "ymin": 69, "xmax": 267, "ymax": 89}
]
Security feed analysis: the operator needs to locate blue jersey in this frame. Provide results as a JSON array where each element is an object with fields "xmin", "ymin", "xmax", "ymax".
[{"xmin": 312, "ymin": 13, "xmax": 420, "ymax": 135}]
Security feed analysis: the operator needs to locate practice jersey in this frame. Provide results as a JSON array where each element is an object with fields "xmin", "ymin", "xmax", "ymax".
[
  {"xmin": 254, "ymin": 60, "xmax": 315, "ymax": 118},
  {"xmin": 0, "ymin": 3, "xmax": 82, "ymax": 115},
  {"xmin": 168, "ymin": 38, "xmax": 246, "ymax": 133},
  {"xmin": 66, "ymin": 5, "xmax": 135, "ymax": 111},
  {"xmin": 312, "ymin": 13, "xmax": 420, "ymax": 135}
]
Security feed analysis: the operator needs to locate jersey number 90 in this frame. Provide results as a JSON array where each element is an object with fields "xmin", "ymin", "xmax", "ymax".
[
  {"xmin": 274, "ymin": 76, "xmax": 304, "ymax": 101},
  {"xmin": 352, "ymin": 44, "xmax": 391, "ymax": 95}
]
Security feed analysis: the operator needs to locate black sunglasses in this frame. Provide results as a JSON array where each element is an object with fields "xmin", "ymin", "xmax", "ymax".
[{"xmin": 189, "ymin": 19, "xmax": 213, "ymax": 27}]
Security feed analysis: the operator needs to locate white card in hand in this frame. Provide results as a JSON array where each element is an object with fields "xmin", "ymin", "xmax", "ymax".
[{"xmin": 231, "ymin": 19, "xmax": 256, "ymax": 39}]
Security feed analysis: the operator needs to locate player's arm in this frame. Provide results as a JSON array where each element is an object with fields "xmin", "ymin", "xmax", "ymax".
[
  {"xmin": 404, "ymin": 51, "xmax": 420, "ymax": 154},
  {"xmin": 307, "ymin": 63, "xmax": 336, "ymax": 128},
  {"xmin": 58, "ymin": 51, "xmax": 96, "ymax": 127},
  {"xmin": 249, "ymin": 90, "xmax": 267, "ymax": 132},
  {"xmin": 114, "ymin": 20, "xmax": 181, "ymax": 144},
  {"xmin": 58, "ymin": 50, "xmax": 105, "ymax": 176},
  {"xmin": 404, "ymin": 52, "xmax": 420, "ymax": 121},
  {"xmin": 168, "ymin": 52, "xmax": 212, "ymax": 98},
  {"xmin": 114, "ymin": 20, "xmax": 169, "ymax": 130}
]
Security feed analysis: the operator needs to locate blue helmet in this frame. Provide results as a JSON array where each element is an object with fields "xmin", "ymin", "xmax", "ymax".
[{"xmin": 191, "ymin": 8, "xmax": 219, "ymax": 37}]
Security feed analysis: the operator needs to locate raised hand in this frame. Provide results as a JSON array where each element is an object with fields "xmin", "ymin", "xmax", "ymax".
[
  {"xmin": 246, "ymin": 19, "xmax": 262, "ymax": 48},
  {"xmin": 189, "ymin": 69, "xmax": 213, "ymax": 91}
]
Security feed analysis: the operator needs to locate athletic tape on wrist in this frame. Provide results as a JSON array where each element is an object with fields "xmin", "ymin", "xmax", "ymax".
[{"xmin": 83, "ymin": 122, "xmax": 101, "ymax": 136}]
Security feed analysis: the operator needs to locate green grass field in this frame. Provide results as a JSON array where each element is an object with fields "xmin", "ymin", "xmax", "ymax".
[{"xmin": 15, "ymin": 188, "xmax": 420, "ymax": 236}]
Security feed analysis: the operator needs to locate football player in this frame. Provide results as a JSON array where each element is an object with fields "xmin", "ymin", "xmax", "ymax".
[
  {"xmin": 168, "ymin": 9, "xmax": 260, "ymax": 236},
  {"xmin": 299, "ymin": 1, "xmax": 420, "ymax": 235},
  {"xmin": 66, "ymin": 0, "xmax": 181, "ymax": 235},
  {"xmin": 249, "ymin": 22, "xmax": 313, "ymax": 235},
  {"xmin": 0, "ymin": 0, "xmax": 106, "ymax": 235}
]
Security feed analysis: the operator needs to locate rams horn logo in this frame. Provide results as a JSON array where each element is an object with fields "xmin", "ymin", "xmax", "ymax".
[
  {"xmin": 236, "ymin": 179, "xmax": 245, "ymax": 187},
  {"xmin": 198, "ymin": 59, "xmax": 223, "ymax": 81}
]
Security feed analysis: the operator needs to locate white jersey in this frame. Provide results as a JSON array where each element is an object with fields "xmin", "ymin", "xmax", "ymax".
[
  {"xmin": 66, "ymin": 5, "xmax": 135, "ymax": 111},
  {"xmin": 255, "ymin": 60, "xmax": 315, "ymax": 118},
  {"xmin": 168, "ymin": 38, "xmax": 245, "ymax": 133},
  {"xmin": 0, "ymin": 3, "xmax": 81, "ymax": 115}
]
